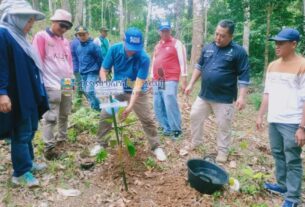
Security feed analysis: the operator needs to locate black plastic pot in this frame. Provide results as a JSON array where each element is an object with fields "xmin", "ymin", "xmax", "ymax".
[{"xmin": 187, "ymin": 159, "xmax": 229, "ymax": 194}]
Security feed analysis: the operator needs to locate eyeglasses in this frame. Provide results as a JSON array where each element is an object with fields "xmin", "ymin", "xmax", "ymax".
[{"xmin": 58, "ymin": 22, "xmax": 72, "ymax": 30}]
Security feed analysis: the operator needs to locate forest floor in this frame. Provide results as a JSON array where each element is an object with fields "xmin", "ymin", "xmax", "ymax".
[{"xmin": 1, "ymin": 84, "xmax": 305, "ymax": 207}]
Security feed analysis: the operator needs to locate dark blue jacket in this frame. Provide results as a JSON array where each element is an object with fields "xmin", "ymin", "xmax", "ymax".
[
  {"xmin": 0, "ymin": 28, "xmax": 49, "ymax": 138},
  {"xmin": 70, "ymin": 37, "xmax": 80, "ymax": 73},
  {"xmin": 75, "ymin": 38, "xmax": 103, "ymax": 75}
]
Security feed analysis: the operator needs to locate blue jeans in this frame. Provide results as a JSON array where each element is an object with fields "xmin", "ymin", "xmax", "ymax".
[
  {"xmin": 81, "ymin": 73, "xmax": 100, "ymax": 111},
  {"xmin": 153, "ymin": 81, "xmax": 181, "ymax": 134},
  {"xmin": 11, "ymin": 112, "xmax": 38, "ymax": 177},
  {"xmin": 269, "ymin": 123, "xmax": 303, "ymax": 203}
]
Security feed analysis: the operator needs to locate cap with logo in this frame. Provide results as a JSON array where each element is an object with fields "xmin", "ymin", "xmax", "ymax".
[
  {"xmin": 124, "ymin": 27, "xmax": 143, "ymax": 52},
  {"xmin": 100, "ymin": 27, "xmax": 109, "ymax": 32},
  {"xmin": 75, "ymin": 26, "xmax": 88, "ymax": 34},
  {"xmin": 269, "ymin": 28, "xmax": 300, "ymax": 42},
  {"xmin": 159, "ymin": 19, "xmax": 171, "ymax": 31}
]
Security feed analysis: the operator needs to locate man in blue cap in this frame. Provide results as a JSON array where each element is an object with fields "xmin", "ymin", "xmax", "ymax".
[
  {"xmin": 151, "ymin": 19, "xmax": 188, "ymax": 140},
  {"xmin": 98, "ymin": 27, "xmax": 167, "ymax": 161},
  {"xmin": 256, "ymin": 28, "xmax": 305, "ymax": 207}
]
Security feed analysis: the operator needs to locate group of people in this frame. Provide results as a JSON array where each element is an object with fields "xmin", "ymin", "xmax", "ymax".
[{"xmin": 0, "ymin": 1, "xmax": 304, "ymax": 206}]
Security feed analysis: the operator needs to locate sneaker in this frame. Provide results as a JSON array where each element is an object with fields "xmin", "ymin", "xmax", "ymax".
[
  {"xmin": 31, "ymin": 162, "xmax": 47, "ymax": 172},
  {"xmin": 172, "ymin": 131, "xmax": 183, "ymax": 140},
  {"xmin": 216, "ymin": 152, "xmax": 228, "ymax": 163},
  {"xmin": 153, "ymin": 147, "xmax": 167, "ymax": 161},
  {"xmin": 282, "ymin": 200, "xmax": 298, "ymax": 207},
  {"xmin": 44, "ymin": 147, "xmax": 61, "ymax": 160},
  {"xmin": 12, "ymin": 172, "xmax": 39, "ymax": 187},
  {"xmin": 264, "ymin": 183, "xmax": 287, "ymax": 196},
  {"xmin": 157, "ymin": 127, "xmax": 171, "ymax": 136}
]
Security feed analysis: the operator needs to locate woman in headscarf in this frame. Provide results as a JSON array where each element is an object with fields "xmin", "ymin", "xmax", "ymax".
[{"xmin": 0, "ymin": 0, "xmax": 49, "ymax": 187}]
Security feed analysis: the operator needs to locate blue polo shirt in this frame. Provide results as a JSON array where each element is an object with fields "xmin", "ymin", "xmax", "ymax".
[
  {"xmin": 102, "ymin": 42, "xmax": 150, "ymax": 92},
  {"xmin": 196, "ymin": 41, "xmax": 250, "ymax": 103}
]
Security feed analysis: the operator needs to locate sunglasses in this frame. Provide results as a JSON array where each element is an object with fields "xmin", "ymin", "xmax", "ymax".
[{"xmin": 58, "ymin": 22, "xmax": 72, "ymax": 30}]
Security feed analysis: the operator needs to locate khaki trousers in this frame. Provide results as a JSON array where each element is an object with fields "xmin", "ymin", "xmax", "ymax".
[
  {"xmin": 98, "ymin": 92, "xmax": 160, "ymax": 150},
  {"xmin": 42, "ymin": 88, "xmax": 72, "ymax": 149},
  {"xmin": 190, "ymin": 97, "xmax": 234, "ymax": 154}
]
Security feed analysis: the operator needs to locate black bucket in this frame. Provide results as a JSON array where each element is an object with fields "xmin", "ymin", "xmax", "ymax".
[{"xmin": 187, "ymin": 159, "xmax": 229, "ymax": 194}]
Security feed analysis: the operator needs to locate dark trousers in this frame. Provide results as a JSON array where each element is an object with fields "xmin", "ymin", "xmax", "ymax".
[{"xmin": 11, "ymin": 112, "xmax": 38, "ymax": 177}]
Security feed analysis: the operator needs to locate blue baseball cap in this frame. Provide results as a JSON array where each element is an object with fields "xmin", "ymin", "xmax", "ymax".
[
  {"xmin": 124, "ymin": 27, "xmax": 143, "ymax": 52},
  {"xmin": 159, "ymin": 19, "xmax": 171, "ymax": 31},
  {"xmin": 269, "ymin": 28, "xmax": 300, "ymax": 42}
]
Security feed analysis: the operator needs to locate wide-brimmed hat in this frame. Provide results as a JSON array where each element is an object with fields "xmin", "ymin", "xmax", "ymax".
[
  {"xmin": 0, "ymin": 0, "xmax": 45, "ymax": 21},
  {"xmin": 50, "ymin": 9, "xmax": 72, "ymax": 26}
]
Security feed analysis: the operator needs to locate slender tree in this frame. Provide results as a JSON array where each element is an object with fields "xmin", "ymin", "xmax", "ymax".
[
  {"xmin": 61, "ymin": 0, "xmax": 71, "ymax": 12},
  {"xmin": 302, "ymin": 0, "xmax": 305, "ymax": 54},
  {"xmin": 263, "ymin": 3, "xmax": 272, "ymax": 79},
  {"xmin": 74, "ymin": 0, "xmax": 84, "ymax": 26},
  {"xmin": 190, "ymin": 0, "xmax": 204, "ymax": 66},
  {"xmin": 243, "ymin": 0, "xmax": 250, "ymax": 54},
  {"xmin": 32, "ymin": 0, "xmax": 39, "ymax": 10},
  {"xmin": 48, "ymin": 0, "xmax": 53, "ymax": 15},
  {"xmin": 144, "ymin": 0, "xmax": 152, "ymax": 49},
  {"xmin": 174, "ymin": 0, "xmax": 185, "ymax": 39},
  {"xmin": 119, "ymin": 0, "xmax": 125, "ymax": 37}
]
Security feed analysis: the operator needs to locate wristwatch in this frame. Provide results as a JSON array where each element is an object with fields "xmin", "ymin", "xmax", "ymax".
[{"xmin": 299, "ymin": 125, "xmax": 305, "ymax": 131}]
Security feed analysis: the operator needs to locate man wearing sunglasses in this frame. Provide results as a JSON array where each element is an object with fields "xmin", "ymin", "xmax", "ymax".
[{"xmin": 33, "ymin": 9, "xmax": 74, "ymax": 160}]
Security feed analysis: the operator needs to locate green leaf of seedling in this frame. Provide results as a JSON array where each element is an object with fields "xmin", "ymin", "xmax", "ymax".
[
  {"xmin": 104, "ymin": 118, "xmax": 114, "ymax": 124},
  {"xmin": 242, "ymin": 167, "xmax": 254, "ymax": 177},
  {"xmin": 110, "ymin": 139, "xmax": 118, "ymax": 148},
  {"xmin": 124, "ymin": 137, "xmax": 136, "ymax": 157},
  {"xmin": 127, "ymin": 142, "xmax": 136, "ymax": 157},
  {"xmin": 96, "ymin": 149, "xmax": 108, "ymax": 163}
]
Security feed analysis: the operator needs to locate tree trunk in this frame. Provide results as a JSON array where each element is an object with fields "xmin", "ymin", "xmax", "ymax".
[
  {"xmin": 48, "ymin": 0, "xmax": 53, "ymax": 15},
  {"xmin": 303, "ymin": 0, "xmax": 305, "ymax": 54},
  {"xmin": 74, "ymin": 0, "xmax": 84, "ymax": 26},
  {"xmin": 119, "ymin": 0, "xmax": 125, "ymax": 38},
  {"xmin": 32, "ymin": 0, "xmax": 39, "ymax": 10},
  {"xmin": 83, "ymin": 0, "xmax": 87, "ymax": 26},
  {"xmin": 242, "ymin": 0, "xmax": 250, "ymax": 54},
  {"xmin": 263, "ymin": 4, "xmax": 272, "ymax": 80},
  {"xmin": 190, "ymin": 0, "xmax": 204, "ymax": 66},
  {"xmin": 61, "ymin": 0, "xmax": 71, "ymax": 12},
  {"xmin": 88, "ymin": 0, "xmax": 92, "ymax": 28},
  {"xmin": 144, "ymin": 0, "xmax": 152, "ymax": 49},
  {"xmin": 101, "ymin": 0, "xmax": 104, "ymax": 27},
  {"xmin": 174, "ymin": 0, "xmax": 185, "ymax": 39},
  {"xmin": 124, "ymin": 0, "xmax": 128, "ymax": 29},
  {"xmin": 187, "ymin": 0, "xmax": 193, "ymax": 20},
  {"xmin": 203, "ymin": 0, "xmax": 209, "ymax": 40}
]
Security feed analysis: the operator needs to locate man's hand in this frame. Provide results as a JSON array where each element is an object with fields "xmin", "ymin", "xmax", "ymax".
[
  {"xmin": 121, "ymin": 105, "xmax": 132, "ymax": 121},
  {"xmin": 256, "ymin": 115, "xmax": 264, "ymax": 131},
  {"xmin": 0, "ymin": 95, "xmax": 12, "ymax": 113},
  {"xmin": 180, "ymin": 78, "xmax": 187, "ymax": 92},
  {"xmin": 295, "ymin": 128, "xmax": 305, "ymax": 147},
  {"xmin": 235, "ymin": 96, "xmax": 246, "ymax": 111},
  {"xmin": 184, "ymin": 84, "xmax": 193, "ymax": 96}
]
